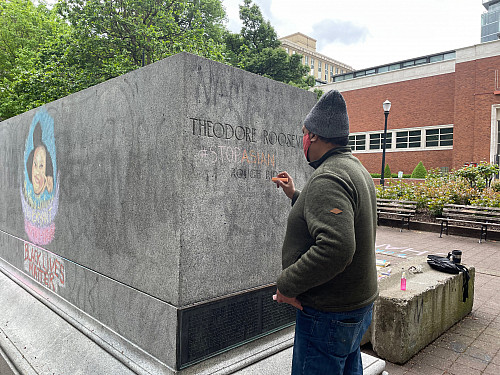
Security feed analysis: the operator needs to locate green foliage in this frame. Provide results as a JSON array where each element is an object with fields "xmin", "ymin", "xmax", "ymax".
[
  {"xmin": 1, "ymin": 0, "xmax": 227, "ymax": 120},
  {"xmin": 56, "ymin": 0, "xmax": 226, "ymax": 67},
  {"xmin": 455, "ymin": 162, "xmax": 499, "ymax": 189},
  {"xmin": 0, "ymin": 0, "xmax": 69, "ymax": 119},
  {"xmin": 372, "ymin": 173, "xmax": 411, "ymax": 178},
  {"xmin": 1, "ymin": 0, "xmax": 316, "ymax": 120},
  {"xmin": 491, "ymin": 181, "xmax": 500, "ymax": 192},
  {"xmin": 384, "ymin": 164, "xmax": 391, "ymax": 178},
  {"xmin": 411, "ymin": 161, "xmax": 427, "ymax": 178},
  {"xmin": 1, "ymin": 32, "xmax": 134, "ymax": 118},
  {"xmin": 313, "ymin": 88, "xmax": 324, "ymax": 100},
  {"xmin": 223, "ymin": 0, "xmax": 312, "ymax": 89},
  {"xmin": 0, "ymin": 0, "xmax": 57, "ymax": 81},
  {"xmin": 469, "ymin": 189, "xmax": 500, "ymax": 207},
  {"xmin": 375, "ymin": 164, "xmax": 500, "ymax": 216}
]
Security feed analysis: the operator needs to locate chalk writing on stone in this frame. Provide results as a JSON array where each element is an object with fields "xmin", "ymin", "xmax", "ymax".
[
  {"xmin": 23, "ymin": 242, "xmax": 66, "ymax": 293},
  {"xmin": 197, "ymin": 145, "xmax": 276, "ymax": 167}
]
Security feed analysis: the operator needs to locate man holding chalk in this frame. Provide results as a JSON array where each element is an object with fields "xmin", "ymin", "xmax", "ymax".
[{"xmin": 273, "ymin": 90, "xmax": 378, "ymax": 375}]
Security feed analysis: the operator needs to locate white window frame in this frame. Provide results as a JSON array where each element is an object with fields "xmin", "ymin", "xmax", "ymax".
[
  {"xmin": 490, "ymin": 104, "xmax": 500, "ymax": 165},
  {"xmin": 348, "ymin": 134, "xmax": 366, "ymax": 151},
  {"xmin": 349, "ymin": 125, "xmax": 454, "ymax": 154},
  {"xmin": 425, "ymin": 127, "xmax": 453, "ymax": 148},
  {"xmin": 369, "ymin": 132, "xmax": 392, "ymax": 150},
  {"xmin": 396, "ymin": 129, "xmax": 422, "ymax": 149}
]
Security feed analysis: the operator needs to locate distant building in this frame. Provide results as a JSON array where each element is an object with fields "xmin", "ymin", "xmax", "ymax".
[
  {"xmin": 319, "ymin": 40, "xmax": 500, "ymax": 175},
  {"xmin": 279, "ymin": 32, "xmax": 353, "ymax": 84},
  {"xmin": 482, "ymin": 0, "xmax": 500, "ymax": 43}
]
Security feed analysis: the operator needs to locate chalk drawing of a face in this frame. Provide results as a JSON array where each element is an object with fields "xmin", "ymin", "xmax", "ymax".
[
  {"xmin": 20, "ymin": 109, "xmax": 60, "ymax": 246},
  {"xmin": 28, "ymin": 126, "xmax": 54, "ymax": 195}
]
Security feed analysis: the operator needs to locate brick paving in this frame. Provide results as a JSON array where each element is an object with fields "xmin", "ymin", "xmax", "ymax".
[{"xmin": 366, "ymin": 226, "xmax": 500, "ymax": 375}]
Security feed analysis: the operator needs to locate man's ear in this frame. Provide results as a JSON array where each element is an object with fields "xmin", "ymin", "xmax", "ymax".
[{"xmin": 309, "ymin": 133, "xmax": 319, "ymax": 142}]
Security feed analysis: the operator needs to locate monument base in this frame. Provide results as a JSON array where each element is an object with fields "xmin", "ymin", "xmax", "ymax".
[
  {"xmin": 0, "ymin": 256, "xmax": 298, "ymax": 374},
  {"xmin": 0, "ymin": 258, "xmax": 387, "ymax": 375}
]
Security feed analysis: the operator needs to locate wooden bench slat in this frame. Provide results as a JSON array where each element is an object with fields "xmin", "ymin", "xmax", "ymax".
[
  {"xmin": 376, "ymin": 199, "xmax": 417, "ymax": 231},
  {"xmin": 439, "ymin": 203, "xmax": 500, "ymax": 242}
]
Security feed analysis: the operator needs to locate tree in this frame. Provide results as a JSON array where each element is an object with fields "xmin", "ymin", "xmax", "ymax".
[
  {"xmin": 456, "ymin": 162, "xmax": 499, "ymax": 189},
  {"xmin": 1, "ymin": 0, "xmax": 228, "ymax": 120},
  {"xmin": 0, "ymin": 0, "xmax": 70, "ymax": 119},
  {"xmin": 1, "ymin": 30, "xmax": 134, "ymax": 119},
  {"xmin": 223, "ymin": 0, "xmax": 312, "ymax": 89},
  {"xmin": 411, "ymin": 161, "xmax": 427, "ymax": 179},
  {"xmin": 0, "ymin": 0, "xmax": 56, "ymax": 83},
  {"xmin": 56, "ymin": 0, "xmax": 227, "ymax": 67}
]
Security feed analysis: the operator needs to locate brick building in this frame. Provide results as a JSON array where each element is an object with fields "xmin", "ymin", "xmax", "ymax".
[{"xmin": 320, "ymin": 40, "xmax": 500, "ymax": 175}]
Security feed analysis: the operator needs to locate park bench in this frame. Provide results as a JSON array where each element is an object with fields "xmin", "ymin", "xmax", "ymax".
[
  {"xmin": 438, "ymin": 204, "xmax": 500, "ymax": 243},
  {"xmin": 376, "ymin": 199, "xmax": 417, "ymax": 231}
]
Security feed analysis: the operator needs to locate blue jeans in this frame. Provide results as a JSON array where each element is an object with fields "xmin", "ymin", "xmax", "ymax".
[{"xmin": 291, "ymin": 303, "xmax": 373, "ymax": 375}]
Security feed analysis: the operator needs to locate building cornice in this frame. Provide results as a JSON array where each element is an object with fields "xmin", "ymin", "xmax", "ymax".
[
  {"xmin": 321, "ymin": 60, "xmax": 456, "ymax": 92},
  {"xmin": 279, "ymin": 32, "xmax": 317, "ymax": 43},
  {"xmin": 280, "ymin": 39, "xmax": 353, "ymax": 70},
  {"xmin": 456, "ymin": 40, "xmax": 500, "ymax": 63}
]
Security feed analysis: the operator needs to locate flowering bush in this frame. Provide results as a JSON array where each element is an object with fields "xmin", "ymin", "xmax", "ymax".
[{"xmin": 376, "ymin": 163, "xmax": 500, "ymax": 216}]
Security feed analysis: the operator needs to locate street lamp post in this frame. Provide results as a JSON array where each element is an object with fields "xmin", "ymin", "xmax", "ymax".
[{"xmin": 380, "ymin": 99, "xmax": 392, "ymax": 187}]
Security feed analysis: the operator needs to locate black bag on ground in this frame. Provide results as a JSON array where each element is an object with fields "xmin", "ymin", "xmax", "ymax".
[{"xmin": 427, "ymin": 255, "xmax": 470, "ymax": 302}]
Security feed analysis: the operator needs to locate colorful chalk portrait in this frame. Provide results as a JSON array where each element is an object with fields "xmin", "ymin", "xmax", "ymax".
[{"xmin": 20, "ymin": 109, "xmax": 60, "ymax": 245}]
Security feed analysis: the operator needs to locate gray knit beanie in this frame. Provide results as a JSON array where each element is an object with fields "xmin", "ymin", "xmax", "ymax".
[{"xmin": 303, "ymin": 90, "xmax": 349, "ymax": 138}]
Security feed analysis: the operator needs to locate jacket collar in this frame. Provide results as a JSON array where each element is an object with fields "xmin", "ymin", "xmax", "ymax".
[{"xmin": 308, "ymin": 146, "xmax": 351, "ymax": 169}]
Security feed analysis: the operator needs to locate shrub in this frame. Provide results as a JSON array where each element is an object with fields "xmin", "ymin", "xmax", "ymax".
[
  {"xmin": 374, "ymin": 164, "xmax": 500, "ymax": 216},
  {"xmin": 384, "ymin": 164, "xmax": 392, "ymax": 178},
  {"xmin": 492, "ymin": 181, "xmax": 500, "ymax": 192},
  {"xmin": 469, "ymin": 188, "xmax": 500, "ymax": 207},
  {"xmin": 411, "ymin": 161, "xmax": 427, "ymax": 178}
]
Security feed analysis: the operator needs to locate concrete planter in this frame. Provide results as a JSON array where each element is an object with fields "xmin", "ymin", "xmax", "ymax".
[{"xmin": 363, "ymin": 257, "xmax": 474, "ymax": 364}]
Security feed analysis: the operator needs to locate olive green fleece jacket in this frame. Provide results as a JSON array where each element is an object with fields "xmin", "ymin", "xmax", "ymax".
[{"xmin": 277, "ymin": 146, "xmax": 378, "ymax": 312}]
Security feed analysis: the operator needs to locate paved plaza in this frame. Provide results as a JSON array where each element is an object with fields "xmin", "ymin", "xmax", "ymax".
[{"xmin": 370, "ymin": 226, "xmax": 500, "ymax": 375}]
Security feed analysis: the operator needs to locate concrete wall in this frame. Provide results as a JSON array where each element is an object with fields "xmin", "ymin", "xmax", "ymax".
[{"xmin": 0, "ymin": 52, "xmax": 317, "ymax": 371}]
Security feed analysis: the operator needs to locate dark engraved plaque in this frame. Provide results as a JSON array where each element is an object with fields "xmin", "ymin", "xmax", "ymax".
[{"xmin": 177, "ymin": 285, "xmax": 296, "ymax": 369}]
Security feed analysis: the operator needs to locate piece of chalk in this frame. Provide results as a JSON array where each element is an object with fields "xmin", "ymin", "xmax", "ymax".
[{"xmin": 272, "ymin": 177, "xmax": 289, "ymax": 183}]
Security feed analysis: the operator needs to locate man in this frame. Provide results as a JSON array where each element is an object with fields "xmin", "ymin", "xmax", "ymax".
[{"xmin": 273, "ymin": 90, "xmax": 378, "ymax": 375}]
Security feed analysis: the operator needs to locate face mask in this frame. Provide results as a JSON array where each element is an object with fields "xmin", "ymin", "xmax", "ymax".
[{"xmin": 303, "ymin": 133, "xmax": 312, "ymax": 161}]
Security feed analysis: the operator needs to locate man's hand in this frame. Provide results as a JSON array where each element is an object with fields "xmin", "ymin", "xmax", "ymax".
[
  {"xmin": 273, "ymin": 289, "xmax": 303, "ymax": 310},
  {"xmin": 274, "ymin": 171, "xmax": 295, "ymax": 200}
]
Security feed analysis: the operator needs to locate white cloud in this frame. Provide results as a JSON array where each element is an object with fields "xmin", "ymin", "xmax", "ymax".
[{"xmin": 223, "ymin": 0, "xmax": 486, "ymax": 70}]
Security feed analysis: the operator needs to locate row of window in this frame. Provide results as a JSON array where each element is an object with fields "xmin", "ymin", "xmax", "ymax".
[
  {"xmin": 333, "ymin": 51, "xmax": 456, "ymax": 83},
  {"xmin": 284, "ymin": 47, "xmax": 350, "ymax": 82},
  {"xmin": 304, "ymin": 56, "xmax": 346, "ymax": 82},
  {"xmin": 348, "ymin": 126, "xmax": 453, "ymax": 152},
  {"xmin": 481, "ymin": 8, "xmax": 500, "ymax": 42}
]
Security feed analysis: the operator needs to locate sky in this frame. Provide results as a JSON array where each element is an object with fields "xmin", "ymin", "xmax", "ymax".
[{"xmin": 222, "ymin": 0, "xmax": 487, "ymax": 70}]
